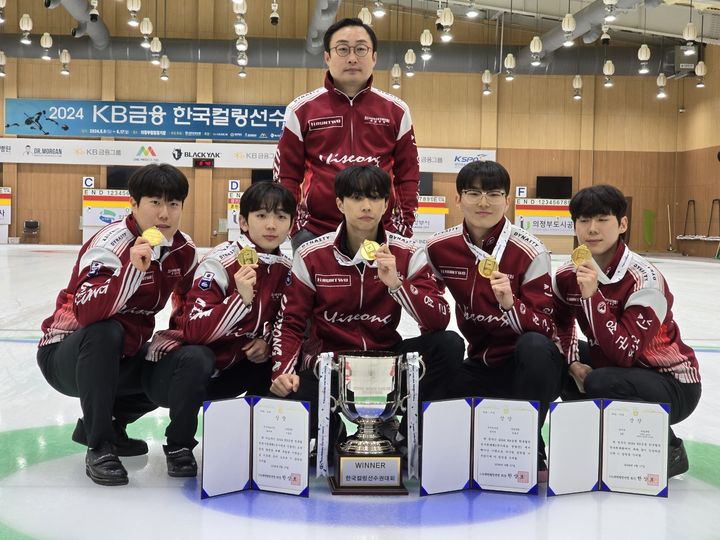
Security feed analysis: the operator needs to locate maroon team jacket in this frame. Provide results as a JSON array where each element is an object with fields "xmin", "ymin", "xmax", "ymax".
[
  {"xmin": 425, "ymin": 218, "xmax": 559, "ymax": 367},
  {"xmin": 271, "ymin": 223, "xmax": 450, "ymax": 380},
  {"xmin": 272, "ymin": 72, "xmax": 420, "ymax": 237},
  {"xmin": 39, "ymin": 214, "xmax": 197, "ymax": 358},
  {"xmin": 553, "ymin": 240, "xmax": 701, "ymax": 384},
  {"xmin": 147, "ymin": 235, "xmax": 291, "ymax": 371}
]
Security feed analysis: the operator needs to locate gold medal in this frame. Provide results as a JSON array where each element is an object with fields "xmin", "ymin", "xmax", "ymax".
[
  {"xmin": 237, "ymin": 245, "xmax": 259, "ymax": 266},
  {"xmin": 141, "ymin": 226, "xmax": 164, "ymax": 247},
  {"xmin": 477, "ymin": 256, "xmax": 498, "ymax": 278},
  {"xmin": 360, "ymin": 239, "xmax": 380, "ymax": 261},
  {"xmin": 571, "ymin": 244, "xmax": 593, "ymax": 267}
]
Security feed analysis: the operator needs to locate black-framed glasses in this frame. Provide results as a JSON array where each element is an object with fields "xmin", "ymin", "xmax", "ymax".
[
  {"xmin": 330, "ymin": 44, "xmax": 372, "ymax": 57},
  {"xmin": 461, "ymin": 189, "xmax": 507, "ymax": 204}
]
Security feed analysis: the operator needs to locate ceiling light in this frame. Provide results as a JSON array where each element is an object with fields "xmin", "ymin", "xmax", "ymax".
[
  {"xmin": 59, "ymin": 49, "xmax": 71, "ymax": 76},
  {"xmin": 127, "ymin": 0, "xmax": 141, "ymax": 27},
  {"xmin": 372, "ymin": 1, "xmax": 386, "ymax": 18},
  {"xmin": 19, "ymin": 13, "xmax": 33, "ymax": 45},
  {"xmin": 40, "ymin": 32, "xmax": 53, "ymax": 61}
]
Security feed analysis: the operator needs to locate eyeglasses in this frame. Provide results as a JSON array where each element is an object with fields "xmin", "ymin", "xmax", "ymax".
[
  {"xmin": 330, "ymin": 44, "xmax": 372, "ymax": 57},
  {"xmin": 461, "ymin": 189, "xmax": 507, "ymax": 204}
]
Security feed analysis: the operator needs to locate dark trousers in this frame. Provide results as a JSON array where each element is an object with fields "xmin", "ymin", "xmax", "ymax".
[
  {"xmin": 563, "ymin": 342, "xmax": 702, "ymax": 445},
  {"xmin": 37, "ymin": 320, "xmax": 156, "ymax": 448},
  {"xmin": 286, "ymin": 330, "xmax": 465, "ymax": 437},
  {"xmin": 142, "ymin": 346, "xmax": 273, "ymax": 449},
  {"xmin": 450, "ymin": 332, "xmax": 566, "ymax": 458}
]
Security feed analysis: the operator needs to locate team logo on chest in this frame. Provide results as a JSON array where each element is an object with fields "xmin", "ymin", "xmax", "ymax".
[{"xmin": 316, "ymin": 274, "xmax": 351, "ymax": 287}]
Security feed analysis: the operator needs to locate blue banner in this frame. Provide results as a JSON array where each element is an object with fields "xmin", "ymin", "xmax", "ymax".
[{"xmin": 4, "ymin": 99, "xmax": 286, "ymax": 141}]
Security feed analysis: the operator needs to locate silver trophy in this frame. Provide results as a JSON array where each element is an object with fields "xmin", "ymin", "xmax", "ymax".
[{"xmin": 319, "ymin": 350, "xmax": 422, "ymax": 494}]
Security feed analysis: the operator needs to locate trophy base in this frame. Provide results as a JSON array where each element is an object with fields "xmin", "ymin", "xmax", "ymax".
[{"xmin": 330, "ymin": 449, "xmax": 408, "ymax": 496}]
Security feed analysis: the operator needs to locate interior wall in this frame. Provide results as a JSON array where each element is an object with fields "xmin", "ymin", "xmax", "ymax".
[{"xmin": 1, "ymin": 38, "xmax": 717, "ymax": 252}]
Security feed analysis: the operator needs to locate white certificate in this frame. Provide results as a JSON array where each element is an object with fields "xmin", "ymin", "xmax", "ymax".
[
  {"xmin": 601, "ymin": 400, "xmax": 669, "ymax": 497},
  {"xmin": 473, "ymin": 398, "xmax": 539, "ymax": 494},
  {"xmin": 201, "ymin": 397, "xmax": 252, "ymax": 499},
  {"xmin": 252, "ymin": 398, "xmax": 310, "ymax": 497},
  {"xmin": 420, "ymin": 399, "xmax": 472, "ymax": 495},
  {"xmin": 547, "ymin": 400, "xmax": 601, "ymax": 496}
]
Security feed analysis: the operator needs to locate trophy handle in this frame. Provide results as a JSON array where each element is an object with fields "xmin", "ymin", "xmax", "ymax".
[
  {"xmin": 313, "ymin": 351, "xmax": 337, "ymax": 379},
  {"xmin": 330, "ymin": 395, "xmax": 338, "ymax": 413}
]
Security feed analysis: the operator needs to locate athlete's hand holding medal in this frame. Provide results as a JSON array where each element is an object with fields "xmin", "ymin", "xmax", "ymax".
[
  {"xmin": 478, "ymin": 256, "xmax": 514, "ymax": 311},
  {"xmin": 572, "ymin": 244, "xmax": 598, "ymax": 299},
  {"xmin": 235, "ymin": 246, "xmax": 259, "ymax": 306},
  {"xmin": 361, "ymin": 240, "xmax": 402, "ymax": 291},
  {"xmin": 131, "ymin": 226, "xmax": 163, "ymax": 272}
]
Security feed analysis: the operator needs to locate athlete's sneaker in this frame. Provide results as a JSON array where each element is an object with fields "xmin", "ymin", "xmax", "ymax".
[
  {"xmin": 85, "ymin": 442, "xmax": 128, "ymax": 486},
  {"xmin": 164, "ymin": 446, "xmax": 198, "ymax": 478},
  {"xmin": 668, "ymin": 439, "xmax": 689, "ymax": 478},
  {"xmin": 72, "ymin": 418, "xmax": 148, "ymax": 457}
]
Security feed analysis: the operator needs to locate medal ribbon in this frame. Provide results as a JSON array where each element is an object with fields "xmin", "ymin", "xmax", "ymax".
[
  {"xmin": 592, "ymin": 244, "xmax": 633, "ymax": 285},
  {"xmin": 316, "ymin": 352, "xmax": 333, "ymax": 478},
  {"xmin": 406, "ymin": 352, "xmax": 421, "ymax": 480},
  {"xmin": 465, "ymin": 217, "xmax": 513, "ymax": 268}
]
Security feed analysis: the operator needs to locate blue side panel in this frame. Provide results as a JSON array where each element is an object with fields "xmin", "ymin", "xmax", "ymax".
[
  {"xmin": 657, "ymin": 486, "xmax": 669, "ymax": 498},
  {"xmin": 465, "ymin": 397, "xmax": 473, "ymax": 407},
  {"xmin": 420, "ymin": 486, "xmax": 429, "ymax": 497},
  {"xmin": 201, "ymin": 488, "xmax": 210, "ymax": 499},
  {"xmin": 463, "ymin": 480, "xmax": 471, "ymax": 490},
  {"xmin": 603, "ymin": 399, "xmax": 614, "ymax": 409},
  {"xmin": 601, "ymin": 480, "xmax": 612, "ymax": 492},
  {"xmin": 301, "ymin": 400, "xmax": 310, "ymax": 412},
  {"xmin": 471, "ymin": 479, "xmax": 481, "ymax": 490},
  {"xmin": 660, "ymin": 403, "xmax": 671, "ymax": 414},
  {"xmin": 547, "ymin": 486, "xmax": 556, "ymax": 497},
  {"xmin": 242, "ymin": 479, "xmax": 251, "ymax": 491},
  {"xmin": 202, "ymin": 401, "xmax": 212, "ymax": 413},
  {"xmin": 528, "ymin": 483, "xmax": 538, "ymax": 495},
  {"xmin": 422, "ymin": 401, "xmax": 432, "ymax": 413},
  {"xmin": 244, "ymin": 396, "xmax": 253, "ymax": 406},
  {"xmin": 591, "ymin": 481, "xmax": 600, "ymax": 492},
  {"xmin": 252, "ymin": 396, "xmax": 262, "ymax": 406},
  {"xmin": 299, "ymin": 486, "xmax": 309, "ymax": 498},
  {"xmin": 593, "ymin": 399, "xmax": 603, "ymax": 410},
  {"xmin": 549, "ymin": 402, "xmax": 559, "ymax": 413},
  {"xmin": 473, "ymin": 397, "xmax": 484, "ymax": 407},
  {"xmin": 251, "ymin": 480, "xmax": 260, "ymax": 490},
  {"xmin": 529, "ymin": 401, "xmax": 540, "ymax": 412}
]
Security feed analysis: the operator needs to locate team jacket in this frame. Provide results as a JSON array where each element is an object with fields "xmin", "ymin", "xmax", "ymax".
[
  {"xmin": 553, "ymin": 241, "xmax": 700, "ymax": 384},
  {"xmin": 147, "ymin": 235, "xmax": 292, "ymax": 371},
  {"xmin": 425, "ymin": 218, "xmax": 558, "ymax": 367},
  {"xmin": 273, "ymin": 72, "xmax": 420, "ymax": 238},
  {"xmin": 271, "ymin": 223, "xmax": 450, "ymax": 380},
  {"xmin": 39, "ymin": 214, "xmax": 197, "ymax": 358}
]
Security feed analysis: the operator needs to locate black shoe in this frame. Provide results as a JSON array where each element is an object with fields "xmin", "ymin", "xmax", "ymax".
[
  {"xmin": 165, "ymin": 446, "xmax": 197, "ymax": 478},
  {"xmin": 668, "ymin": 439, "xmax": 689, "ymax": 478},
  {"xmin": 72, "ymin": 418, "xmax": 148, "ymax": 457},
  {"xmin": 85, "ymin": 443, "xmax": 128, "ymax": 486}
]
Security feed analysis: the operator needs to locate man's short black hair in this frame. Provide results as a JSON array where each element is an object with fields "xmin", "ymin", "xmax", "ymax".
[
  {"xmin": 335, "ymin": 165, "xmax": 390, "ymax": 200},
  {"xmin": 128, "ymin": 164, "xmax": 189, "ymax": 204},
  {"xmin": 569, "ymin": 184, "xmax": 627, "ymax": 223},
  {"xmin": 456, "ymin": 160, "xmax": 511, "ymax": 194},
  {"xmin": 324, "ymin": 17, "xmax": 378, "ymax": 53},
  {"xmin": 240, "ymin": 181, "xmax": 297, "ymax": 221}
]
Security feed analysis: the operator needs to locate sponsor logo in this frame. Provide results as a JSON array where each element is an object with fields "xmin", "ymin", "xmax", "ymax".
[
  {"xmin": 363, "ymin": 115, "xmax": 391, "ymax": 126},
  {"xmin": 460, "ymin": 304, "xmax": 508, "ymax": 326},
  {"xmin": 198, "ymin": 271, "xmax": 215, "ymax": 290},
  {"xmin": 87, "ymin": 261, "xmax": 102, "ymax": 278},
  {"xmin": 32, "ymin": 147, "xmax": 63, "ymax": 156},
  {"xmin": 141, "ymin": 272, "xmax": 155, "ymax": 285},
  {"xmin": 99, "ymin": 209, "xmax": 117, "ymax": 224},
  {"xmin": 318, "ymin": 153, "xmax": 381, "ymax": 167},
  {"xmin": 597, "ymin": 302, "xmax": 607, "ymax": 314},
  {"xmin": 134, "ymin": 146, "xmax": 159, "ymax": 162},
  {"xmin": 172, "ymin": 148, "xmax": 220, "ymax": 161},
  {"xmin": 75, "ymin": 283, "xmax": 109, "ymax": 305},
  {"xmin": 438, "ymin": 266, "xmax": 468, "ymax": 280},
  {"xmin": 316, "ymin": 274, "xmax": 351, "ymax": 287},
  {"xmin": 136, "ymin": 146, "xmax": 157, "ymax": 157},
  {"xmin": 166, "ymin": 268, "xmax": 182, "ymax": 277},
  {"xmin": 323, "ymin": 311, "xmax": 392, "ymax": 325},
  {"xmin": 308, "ymin": 116, "xmax": 343, "ymax": 131}
]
